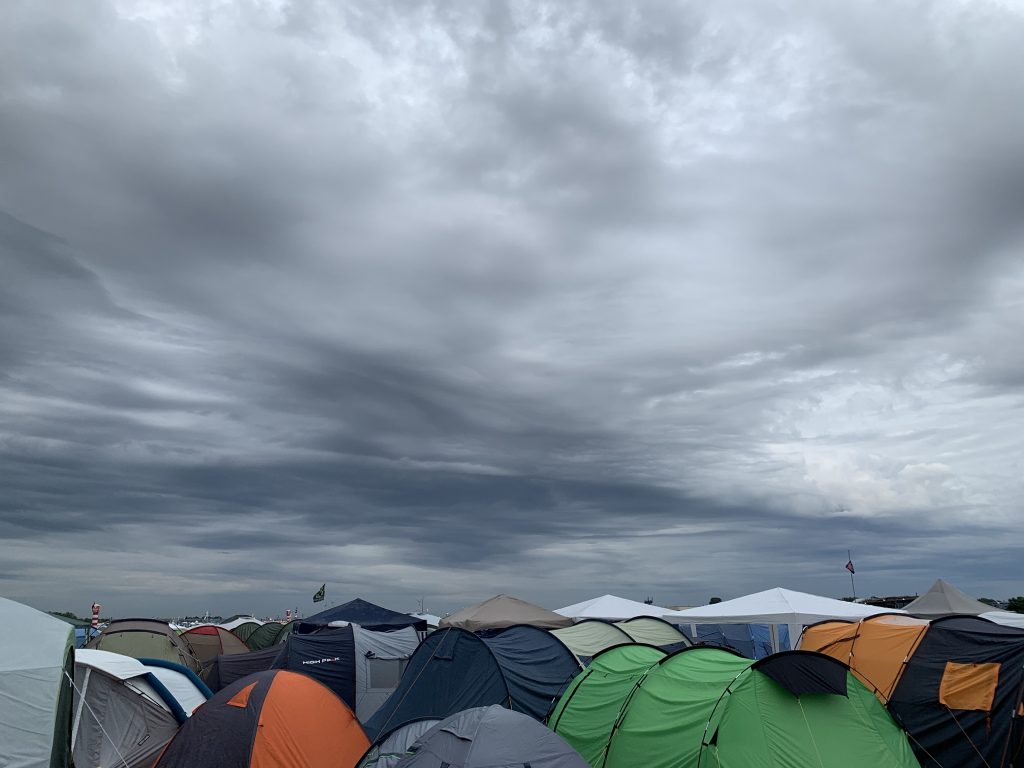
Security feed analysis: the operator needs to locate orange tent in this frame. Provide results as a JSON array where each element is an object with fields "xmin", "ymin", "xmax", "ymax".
[
  {"xmin": 799, "ymin": 613, "xmax": 929, "ymax": 701},
  {"xmin": 155, "ymin": 669, "xmax": 369, "ymax": 768}
]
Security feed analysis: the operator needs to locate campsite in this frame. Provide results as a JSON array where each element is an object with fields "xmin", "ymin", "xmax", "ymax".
[{"xmin": 4, "ymin": 580, "xmax": 1024, "ymax": 767}]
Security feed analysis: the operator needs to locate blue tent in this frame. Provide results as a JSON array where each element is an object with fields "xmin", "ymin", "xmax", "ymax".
[
  {"xmin": 364, "ymin": 625, "xmax": 580, "ymax": 741},
  {"xmin": 297, "ymin": 598, "xmax": 426, "ymax": 634},
  {"xmin": 695, "ymin": 623, "xmax": 791, "ymax": 659}
]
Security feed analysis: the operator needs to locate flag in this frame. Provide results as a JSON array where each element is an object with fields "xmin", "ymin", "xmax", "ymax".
[
  {"xmin": 313, "ymin": 584, "xmax": 326, "ymax": 603},
  {"xmin": 845, "ymin": 560, "xmax": 855, "ymax": 574}
]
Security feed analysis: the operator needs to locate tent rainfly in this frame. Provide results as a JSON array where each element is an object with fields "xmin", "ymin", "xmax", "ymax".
[{"xmin": 297, "ymin": 598, "xmax": 426, "ymax": 634}]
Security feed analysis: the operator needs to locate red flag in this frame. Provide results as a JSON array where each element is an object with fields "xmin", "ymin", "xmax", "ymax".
[{"xmin": 845, "ymin": 560, "xmax": 855, "ymax": 574}]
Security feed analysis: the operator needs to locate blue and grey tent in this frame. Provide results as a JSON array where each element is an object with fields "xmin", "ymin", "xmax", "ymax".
[
  {"xmin": 297, "ymin": 598, "xmax": 427, "ymax": 634},
  {"xmin": 364, "ymin": 625, "xmax": 581, "ymax": 740},
  {"xmin": 695, "ymin": 623, "xmax": 791, "ymax": 659}
]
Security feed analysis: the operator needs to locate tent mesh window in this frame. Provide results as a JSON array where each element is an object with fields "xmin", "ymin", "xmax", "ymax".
[{"xmin": 368, "ymin": 659, "xmax": 408, "ymax": 690}]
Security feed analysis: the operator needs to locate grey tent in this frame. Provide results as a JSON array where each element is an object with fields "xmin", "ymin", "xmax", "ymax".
[
  {"xmin": 391, "ymin": 705, "xmax": 588, "ymax": 768},
  {"xmin": 439, "ymin": 595, "xmax": 573, "ymax": 631},
  {"xmin": 904, "ymin": 579, "xmax": 995, "ymax": 618},
  {"xmin": 358, "ymin": 719, "xmax": 442, "ymax": 768},
  {"xmin": 86, "ymin": 619, "xmax": 202, "ymax": 673}
]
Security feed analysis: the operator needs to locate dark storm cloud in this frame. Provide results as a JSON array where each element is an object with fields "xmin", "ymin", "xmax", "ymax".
[{"xmin": 2, "ymin": 0, "xmax": 1023, "ymax": 617}]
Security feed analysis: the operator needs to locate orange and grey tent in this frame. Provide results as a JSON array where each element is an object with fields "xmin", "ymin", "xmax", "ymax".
[
  {"xmin": 182, "ymin": 624, "xmax": 251, "ymax": 677},
  {"xmin": 799, "ymin": 613, "xmax": 929, "ymax": 701},
  {"xmin": 155, "ymin": 669, "xmax": 370, "ymax": 768},
  {"xmin": 801, "ymin": 614, "xmax": 1024, "ymax": 768}
]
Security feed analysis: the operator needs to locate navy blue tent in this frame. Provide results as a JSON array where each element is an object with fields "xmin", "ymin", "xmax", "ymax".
[
  {"xmin": 297, "ymin": 598, "xmax": 426, "ymax": 634},
  {"xmin": 364, "ymin": 625, "xmax": 581, "ymax": 741}
]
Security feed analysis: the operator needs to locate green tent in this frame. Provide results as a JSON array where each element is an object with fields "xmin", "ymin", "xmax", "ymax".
[
  {"xmin": 244, "ymin": 620, "xmax": 294, "ymax": 650},
  {"xmin": 549, "ymin": 645, "xmax": 919, "ymax": 768}
]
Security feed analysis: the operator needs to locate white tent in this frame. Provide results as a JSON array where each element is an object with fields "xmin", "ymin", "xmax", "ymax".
[
  {"xmin": 982, "ymin": 611, "xmax": 1024, "ymax": 628},
  {"xmin": 0, "ymin": 596, "xmax": 75, "ymax": 768},
  {"xmin": 667, "ymin": 587, "xmax": 900, "ymax": 653},
  {"xmin": 555, "ymin": 594, "xmax": 679, "ymax": 621}
]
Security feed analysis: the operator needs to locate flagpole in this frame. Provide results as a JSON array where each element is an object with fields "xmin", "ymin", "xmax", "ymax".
[{"xmin": 848, "ymin": 549, "xmax": 856, "ymax": 599}]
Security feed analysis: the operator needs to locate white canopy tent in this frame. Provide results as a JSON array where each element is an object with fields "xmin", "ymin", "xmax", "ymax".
[
  {"xmin": 666, "ymin": 587, "xmax": 901, "ymax": 653},
  {"xmin": 555, "ymin": 594, "xmax": 678, "ymax": 621}
]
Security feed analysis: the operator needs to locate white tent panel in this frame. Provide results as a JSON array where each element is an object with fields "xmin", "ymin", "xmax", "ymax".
[{"xmin": 555, "ymin": 595, "xmax": 678, "ymax": 621}]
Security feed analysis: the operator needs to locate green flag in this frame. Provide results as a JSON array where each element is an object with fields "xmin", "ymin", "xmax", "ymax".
[{"xmin": 313, "ymin": 584, "xmax": 325, "ymax": 603}]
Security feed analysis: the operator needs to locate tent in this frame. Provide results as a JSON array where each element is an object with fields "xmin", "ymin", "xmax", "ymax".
[
  {"xmin": 0, "ymin": 596, "xmax": 75, "ymax": 768},
  {"xmin": 411, "ymin": 612, "xmax": 441, "ymax": 629},
  {"xmin": 86, "ymin": 619, "xmax": 202, "ymax": 673},
  {"xmin": 549, "ymin": 644, "xmax": 920, "ymax": 768},
  {"xmin": 71, "ymin": 649, "xmax": 210, "ymax": 768},
  {"xmin": 904, "ymin": 579, "xmax": 997, "ymax": 618},
  {"xmin": 364, "ymin": 625, "xmax": 581, "ymax": 740},
  {"xmin": 272, "ymin": 625, "xmax": 420, "ymax": 721},
  {"xmin": 669, "ymin": 587, "xmax": 896, "ymax": 653},
  {"xmin": 439, "ymin": 595, "xmax": 573, "ymax": 631},
  {"xmin": 358, "ymin": 719, "xmax": 442, "ymax": 768},
  {"xmin": 243, "ymin": 619, "xmax": 293, "ymax": 650},
  {"xmin": 217, "ymin": 616, "xmax": 262, "ymax": 632},
  {"xmin": 389, "ymin": 705, "xmax": 587, "ymax": 768},
  {"xmin": 802, "ymin": 614, "xmax": 1024, "ymax": 767},
  {"xmin": 297, "ymin": 598, "xmax": 426, "ymax": 634},
  {"xmin": 613, "ymin": 617, "xmax": 690, "ymax": 650},
  {"xmin": 225, "ymin": 621, "xmax": 262, "ymax": 643},
  {"xmin": 798, "ymin": 613, "xmax": 929, "ymax": 700},
  {"xmin": 204, "ymin": 646, "xmax": 283, "ymax": 692},
  {"xmin": 181, "ymin": 625, "xmax": 250, "ymax": 676},
  {"xmin": 154, "ymin": 669, "xmax": 370, "ymax": 768},
  {"xmin": 695, "ymin": 623, "xmax": 791, "ymax": 659},
  {"xmin": 555, "ymin": 594, "xmax": 679, "ymax": 621},
  {"xmin": 551, "ymin": 620, "xmax": 635, "ymax": 661}
]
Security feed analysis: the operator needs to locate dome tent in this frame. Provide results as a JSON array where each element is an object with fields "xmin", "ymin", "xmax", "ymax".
[
  {"xmin": 154, "ymin": 670, "xmax": 369, "ymax": 768},
  {"xmin": 392, "ymin": 705, "xmax": 587, "ymax": 768},
  {"xmin": 550, "ymin": 645, "xmax": 919, "ymax": 768},
  {"xmin": 86, "ymin": 618, "xmax": 201, "ymax": 673},
  {"xmin": 364, "ymin": 625, "xmax": 580, "ymax": 740},
  {"xmin": 439, "ymin": 595, "xmax": 573, "ymax": 631}
]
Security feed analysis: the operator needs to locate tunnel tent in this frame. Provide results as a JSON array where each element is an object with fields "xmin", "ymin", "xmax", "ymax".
[
  {"xmin": 86, "ymin": 619, "xmax": 202, "ymax": 673},
  {"xmin": 551, "ymin": 620, "xmax": 635, "ymax": 662},
  {"xmin": 614, "ymin": 616, "xmax": 691, "ymax": 650},
  {"xmin": 887, "ymin": 615, "xmax": 1024, "ymax": 768},
  {"xmin": 0, "ymin": 596, "xmax": 75, "ymax": 768},
  {"xmin": 439, "ymin": 594, "xmax": 574, "ymax": 631},
  {"xmin": 798, "ymin": 613, "xmax": 929, "ymax": 700},
  {"xmin": 392, "ymin": 705, "xmax": 588, "ymax": 768},
  {"xmin": 243, "ymin": 619, "xmax": 293, "ymax": 650},
  {"xmin": 548, "ymin": 644, "xmax": 669, "ymax": 766},
  {"xmin": 297, "ymin": 598, "xmax": 426, "ymax": 634},
  {"xmin": 551, "ymin": 645, "xmax": 919, "ymax": 768},
  {"xmin": 226, "ymin": 621, "xmax": 262, "ymax": 643},
  {"xmin": 181, "ymin": 625, "xmax": 250, "ymax": 675},
  {"xmin": 154, "ymin": 670, "xmax": 370, "ymax": 768},
  {"xmin": 364, "ymin": 624, "xmax": 581, "ymax": 740}
]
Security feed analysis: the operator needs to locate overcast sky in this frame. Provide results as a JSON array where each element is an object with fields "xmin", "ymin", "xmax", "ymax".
[{"xmin": 2, "ymin": 0, "xmax": 1023, "ymax": 620}]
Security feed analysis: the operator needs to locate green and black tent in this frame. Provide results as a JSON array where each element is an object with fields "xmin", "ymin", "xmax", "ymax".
[{"xmin": 549, "ymin": 644, "xmax": 920, "ymax": 768}]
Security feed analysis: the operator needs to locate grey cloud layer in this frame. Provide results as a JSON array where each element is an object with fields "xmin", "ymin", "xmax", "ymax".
[{"xmin": 2, "ymin": 0, "xmax": 1023, "ymax": 616}]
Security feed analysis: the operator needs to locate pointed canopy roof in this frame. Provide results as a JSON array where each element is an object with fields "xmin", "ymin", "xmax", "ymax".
[
  {"xmin": 438, "ymin": 595, "xmax": 573, "ymax": 631},
  {"xmin": 903, "ymin": 579, "xmax": 994, "ymax": 617},
  {"xmin": 667, "ymin": 587, "xmax": 896, "ymax": 625},
  {"xmin": 555, "ymin": 594, "xmax": 677, "ymax": 621},
  {"xmin": 297, "ymin": 598, "xmax": 426, "ymax": 633}
]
